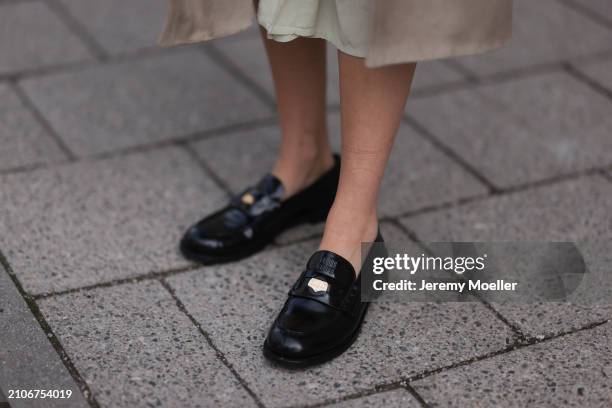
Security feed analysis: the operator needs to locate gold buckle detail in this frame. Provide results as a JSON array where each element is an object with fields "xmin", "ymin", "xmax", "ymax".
[{"xmin": 241, "ymin": 192, "xmax": 255, "ymax": 205}]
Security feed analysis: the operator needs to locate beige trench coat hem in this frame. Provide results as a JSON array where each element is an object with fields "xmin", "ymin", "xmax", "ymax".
[
  {"xmin": 158, "ymin": 23, "xmax": 252, "ymax": 46},
  {"xmin": 159, "ymin": 0, "xmax": 254, "ymax": 46},
  {"xmin": 365, "ymin": 34, "xmax": 511, "ymax": 67}
]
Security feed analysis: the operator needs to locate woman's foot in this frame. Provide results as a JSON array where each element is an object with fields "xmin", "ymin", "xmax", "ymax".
[
  {"xmin": 180, "ymin": 154, "xmax": 340, "ymax": 265},
  {"xmin": 263, "ymin": 230, "xmax": 385, "ymax": 368}
]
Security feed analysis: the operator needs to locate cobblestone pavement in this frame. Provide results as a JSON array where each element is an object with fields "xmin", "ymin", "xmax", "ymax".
[{"xmin": 1, "ymin": 1, "xmax": 612, "ymax": 407}]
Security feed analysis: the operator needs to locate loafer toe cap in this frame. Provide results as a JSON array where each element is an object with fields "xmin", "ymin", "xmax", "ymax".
[
  {"xmin": 181, "ymin": 226, "xmax": 226, "ymax": 254},
  {"xmin": 265, "ymin": 326, "xmax": 308, "ymax": 359}
]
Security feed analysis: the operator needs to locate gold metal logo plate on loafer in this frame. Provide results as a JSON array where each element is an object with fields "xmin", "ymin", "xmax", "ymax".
[
  {"xmin": 307, "ymin": 278, "xmax": 329, "ymax": 293},
  {"xmin": 241, "ymin": 192, "xmax": 255, "ymax": 205}
]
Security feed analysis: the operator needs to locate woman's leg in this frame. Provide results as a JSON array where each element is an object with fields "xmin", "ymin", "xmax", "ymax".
[
  {"xmin": 263, "ymin": 48, "xmax": 417, "ymax": 368},
  {"xmin": 179, "ymin": 31, "xmax": 338, "ymax": 265},
  {"xmin": 319, "ymin": 52, "xmax": 417, "ymax": 270},
  {"xmin": 259, "ymin": 28, "xmax": 335, "ymax": 198}
]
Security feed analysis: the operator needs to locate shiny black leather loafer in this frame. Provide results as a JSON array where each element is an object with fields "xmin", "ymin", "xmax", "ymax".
[
  {"xmin": 263, "ymin": 230, "xmax": 386, "ymax": 368},
  {"xmin": 180, "ymin": 154, "xmax": 340, "ymax": 265}
]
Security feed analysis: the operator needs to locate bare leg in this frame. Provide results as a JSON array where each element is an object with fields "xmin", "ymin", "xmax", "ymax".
[
  {"xmin": 319, "ymin": 52, "xmax": 417, "ymax": 271},
  {"xmin": 260, "ymin": 28, "xmax": 335, "ymax": 198}
]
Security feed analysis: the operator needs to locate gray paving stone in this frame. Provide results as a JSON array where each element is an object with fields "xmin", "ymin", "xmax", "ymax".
[
  {"xmin": 412, "ymin": 321, "xmax": 612, "ymax": 407},
  {"xmin": 494, "ymin": 303, "xmax": 611, "ymax": 340},
  {"xmin": 408, "ymin": 72, "xmax": 612, "ymax": 188},
  {"xmin": 38, "ymin": 281, "xmax": 256, "ymax": 408},
  {"xmin": 488, "ymin": 240, "xmax": 612, "ymax": 338},
  {"xmin": 213, "ymin": 32, "xmax": 467, "ymax": 106},
  {"xmin": 275, "ymin": 213, "xmax": 413, "ymax": 254},
  {"xmin": 381, "ymin": 120, "xmax": 487, "ymax": 216},
  {"xmin": 0, "ymin": 147, "xmax": 226, "ymax": 295},
  {"xmin": 575, "ymin": 58, "xmax": 612, "ymax": 91},
  {"xmin": 20, "ymin": 49, "xmax": 272, "ymax": 156},
  {"xmin": 272, "ymin": 201, "xmax": 407, "ymax": 244},
  {"xmin": 57, "ymin": 0, "xmax": 166, "ymax": 54},
  {"xmin": 326, "ymin": 389, "xmax": 420, "ymax": 408},
  {"xmin": 0, "ymin": 84, "xmax": 66, "ymax": 172},
  {"xmin": 400, "ymin": 176, "xmax": 612, "ymax": 336},
  {"xmin": 275, "ymin": 221, "xmax": 326, "ymax": 246},
  {"xmin": 401, "ymin": 175, "xmax": 612, "ymax": 250},
  {"xmin": 191, "ymin": 112, "xmax": 487, "ymax": 218},
  {"xmin": 572, "ymin": 0, "xmax": 612, "ymax": 23},
  {"xmin": 166, "ymin": 240, "xmax": 514, "ymax": 407},
  {"xmin": 0, "ymin": 263, "xmax": 88, "ymax": 408},
  {"xmin": 191, "ymin": 120, "xmax": 287, "ymax": 194},
  {"xmin": 454, "ymin": 0, "xmax": 612, "ymax": 76},
  {"xmin": 411, "ymin": 62, "xmax": 467, "ymax": 93},
  {"xmin": 0, "ymin": 2, "xmax": 93, "ymax": 75}
]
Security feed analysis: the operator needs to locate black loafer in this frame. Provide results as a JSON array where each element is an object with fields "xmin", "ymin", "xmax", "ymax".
[
  {"xmin": 180, "ymin": 154, "xmax": 340, "ymax": 265},
  {"xmin": 263, "ymin": 230, "xmax": 386, "ymax": 368}
]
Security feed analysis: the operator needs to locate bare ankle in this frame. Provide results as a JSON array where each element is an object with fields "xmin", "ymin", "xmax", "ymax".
[
  {"xmin": 319, "ymin": 207, "xmax": 379, "ymax": 273},
  {"xmin": 273, "ymin": 146, "xmax": 334, "ymax": 198}
]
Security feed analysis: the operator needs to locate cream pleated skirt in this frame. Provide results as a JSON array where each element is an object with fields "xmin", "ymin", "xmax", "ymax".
[{"xmin": 258, "ymin": 0, "xmax": 373, "ymax": 57}]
